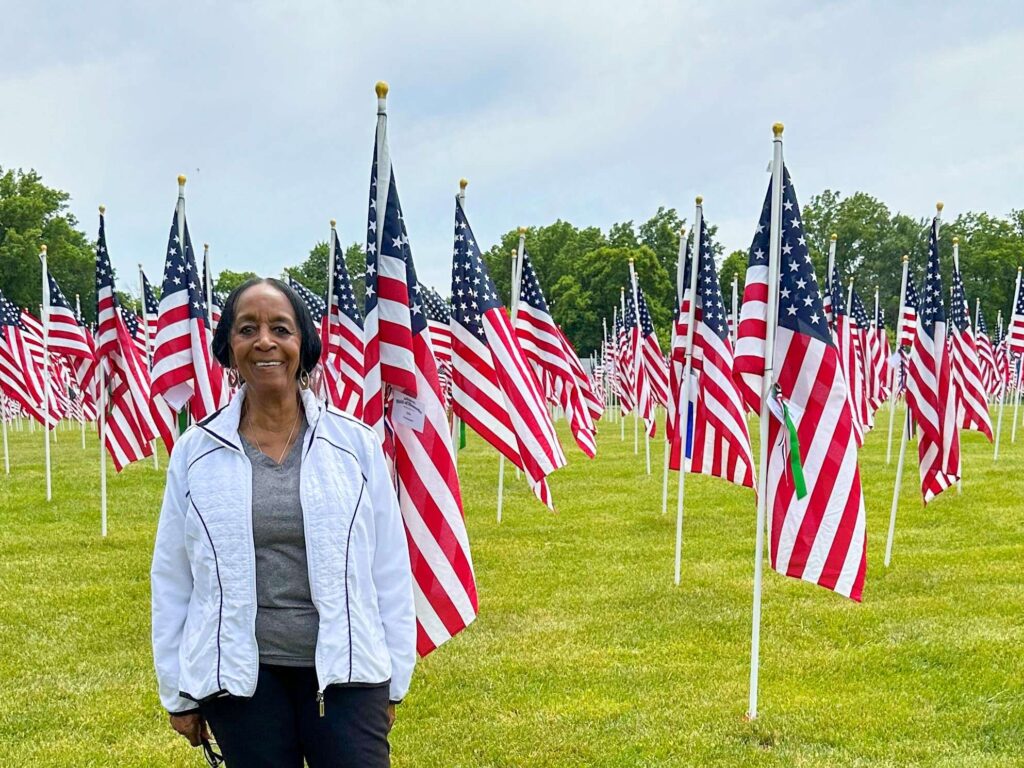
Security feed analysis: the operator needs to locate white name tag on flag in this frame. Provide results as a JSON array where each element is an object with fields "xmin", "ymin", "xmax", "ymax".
[{"xmin": 392, "ymin": 393, "xmax": 425, "ymax": 432}]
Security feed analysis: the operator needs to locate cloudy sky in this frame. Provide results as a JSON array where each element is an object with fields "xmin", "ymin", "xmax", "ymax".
[{"xmin": 2, "ymin": 1, "xmax": 1022, "ymax": 294}]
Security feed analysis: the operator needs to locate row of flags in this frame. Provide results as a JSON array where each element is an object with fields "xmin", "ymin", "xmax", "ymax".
[{"xmin": 4, "ymin": 104, "xmax": 1024, "ymax": 718}]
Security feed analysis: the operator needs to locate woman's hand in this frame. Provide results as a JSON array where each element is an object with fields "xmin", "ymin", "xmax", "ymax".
[
  {"xmin": 169, "ymin": 712, "xmax": 210, "ymax": 747},
  {"xmin": 387, "ymin": 703, "xmax": 397, "ymax": 732}
]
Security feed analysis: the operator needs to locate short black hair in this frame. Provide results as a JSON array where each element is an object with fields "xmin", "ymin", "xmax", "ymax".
[{"xmin": 211, "ymin": 277, "xmax": 322, "ymax": 378}]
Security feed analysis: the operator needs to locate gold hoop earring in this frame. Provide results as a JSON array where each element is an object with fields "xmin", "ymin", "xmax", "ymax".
[
  {"xmin": 228, "ymin": 368, "xmax": 243, "ymax": 388},
  {"xmin": 299, "ymin": 369, "xmax": 311, "ymax": 390}
]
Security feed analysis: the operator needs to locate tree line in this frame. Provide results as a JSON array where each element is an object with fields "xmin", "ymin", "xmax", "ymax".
[{"xmin": 3, "ymin": 165, "xmax": 1022, "ymax": 358}]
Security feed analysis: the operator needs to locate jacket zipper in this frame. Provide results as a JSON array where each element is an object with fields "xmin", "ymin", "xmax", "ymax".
[{"xmin": 299, "ymin": 435, "xmax": 327, "ymax": 716}]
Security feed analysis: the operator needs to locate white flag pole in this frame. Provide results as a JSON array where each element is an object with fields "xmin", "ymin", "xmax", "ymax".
[
  {"xmin": 675, "ymin": 202, "xmax": 702, "ymax": 583},
  {"xmin": 952, "ymin": 237, "xmax": 963, "ymax": 494},
  {"xmin": 602, "ymin": 317, "xmax": 611, "ymax": 423},
  {"xmin": 1010, "ymin": 269, "xmax": 1022, "ymax": 444},
  {"xmin": 40, "ymin": 245, "xmax": 52, "ymax": 501},
  {"xmin": 75, "ymin": 293, "xmax": 87, "ymax": 449},
  {"xmin": 497, "ymin": 227, "xmax": 528, "ymax": 523},
  {"xmin": 451, "ymin": 179, "xmax": 467, "ymax": 465},
  {"xmin": 511, "ymin": 245, "xmax": 523, "ymax": 482},
  {"xmin": 663, "ymin": 226, "xmax": 687, "ymax": 515},
  {"xmin": 826, "ymin": 233, "xmax": 837, "ymax": 323},
  {"xmin": 730, "ymin": 274, "xmax": 739, "ymax": 348},
  {"xmin": 748, "ymin": 123, "xmax": 785, "ymax": 721},
  {"xmin": 994, "ymin": 309, "xmax": 1007, "ymax": 460},
  {"xmin": 887, "ymin": 255, "xmax": 910, "ymax": 464},
  {"xmin": 2, "ymin": 395, "xmax": 8, "ymax": 475}
]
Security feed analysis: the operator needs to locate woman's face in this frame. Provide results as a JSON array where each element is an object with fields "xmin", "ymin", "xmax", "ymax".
[{"xmin": 229, "ymin": 283, "xmax": 302, "ymax": 395}]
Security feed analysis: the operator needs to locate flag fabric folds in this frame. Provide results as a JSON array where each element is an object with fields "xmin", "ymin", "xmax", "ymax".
[
  {"xmin": 949, "ymin": 264, "xmax": 993, "ymax": 440},
  {"xmin": 734, "ymin": 167, "xmax": 867, "ymax": 601},
  {"xmin": 514, "ymin": 249, "xmax": 597, "ymax": 458},
  {"xmin": 362, "ymin": 91, "xmax": 477, "ymax": 656},
  {"xmin": 905, "ymin": 216, "xmax": 960, "ymax": 502},
  {"xmin": 0, "ymin": 290, "xmax": 54, "ymax": 426},
  {"xmin": 150, "ymin": 201, "xmax": 221, "ymax": 421},
  {"xmin": 450, "ymin": 197, "xmax": 566, "ymax": 508},
  {"xmin": 669, "ymin": 216, "xmax": 754, "ymax": 488}
]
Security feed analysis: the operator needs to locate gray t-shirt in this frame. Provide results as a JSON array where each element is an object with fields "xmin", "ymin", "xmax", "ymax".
[{"xmin": 240, "ymin": 417, "xmax": 319, "ymax": 667}]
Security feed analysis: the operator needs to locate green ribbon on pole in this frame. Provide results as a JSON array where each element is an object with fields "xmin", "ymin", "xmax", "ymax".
[
  {"xmin": 779, "ymin": 397, "xmax": 807, "ymax": 500},
  {"xmin": 459, "ymin": 419, "xmax": 466, "ymax": 450}
]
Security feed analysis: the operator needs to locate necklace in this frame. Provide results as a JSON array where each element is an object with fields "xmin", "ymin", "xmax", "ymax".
[{"xmin": 247, "ymin": 406, "xmax": 301, "ymax": 465}]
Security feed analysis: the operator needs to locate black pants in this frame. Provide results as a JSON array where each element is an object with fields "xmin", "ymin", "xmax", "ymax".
[{"xmin": 199, "ymin": 664, "xmax": 391, "ymax": 767}]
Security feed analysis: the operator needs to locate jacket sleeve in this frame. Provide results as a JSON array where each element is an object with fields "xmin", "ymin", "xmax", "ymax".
[
  {"xmin": 365, "ymin": 432, "xmax": 416, "ymax": 703},
  {"xmin": 150, "ymin": 436, "xmax": 198, "ymax": 715}
]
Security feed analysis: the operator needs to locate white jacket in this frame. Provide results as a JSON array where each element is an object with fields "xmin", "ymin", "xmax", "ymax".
[{"xmin": 151, "ymin": 387, "xmax": 415, "ymax": 714}]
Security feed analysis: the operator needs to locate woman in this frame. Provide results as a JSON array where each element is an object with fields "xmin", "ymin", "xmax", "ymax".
[{"xmin": 151, "ymin": 278, "xmax": 415, "ymax": 767}]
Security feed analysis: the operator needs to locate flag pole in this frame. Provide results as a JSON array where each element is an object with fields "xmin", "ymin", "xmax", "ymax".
[
  {"xmin": 730, "ymin": 274, "xmax": 739, "ymax": 348},
  {"xmin": 748, "ymin": 122, "xmax": 785, "ymax": 721},
  {"xmin": 2, "ymin": 394, "xmax": 8, "ymax": 475},
  {"xmin": 620, "ymin": 289, "xmax": 629, "ymax": 444},
  {"xmin": 952, "ymin": 237, "xmax": 963, "ymax": 494},
  {"xmin": 511, "ymin": 247, "xmax": 523, "ymax": 482},
  {"xmin": 887, "ymin": 255, "xmax": 910, "ymax": 464},
  {"xmin": 826, "ymin": 233, "xmax": 837, "ymax": 322},
  {"xmin": 40, "ymin": 245, "xmax": 52, "ymax": 501},
  {"xmin": 497, "ymin": 228, "xmax": 528, "ymax": 521},
  {"xmin": 675, "ymin": 201, "xmax": 702, "ymax": 583},
  {"xmin": 450, "ymin": 180, "xmax": 467, "ymax": 466},
  {"xmin": 994, "ymin": 309, "xmax": 1007, "ymax": 460},
  {"xmin": 602, "ymin": 317, "xmax": 611, "ymax": 423},
  {"xmin": 1010, "ymin": 268, "xmax": 1022, "ymax": 444},
  {"xmin": 663, "ymin": 225, "xmax": 687, "ymax": 515},
  {"xmin": 75, "ymin": 293, "xmax": 87, "ymax": 448}
]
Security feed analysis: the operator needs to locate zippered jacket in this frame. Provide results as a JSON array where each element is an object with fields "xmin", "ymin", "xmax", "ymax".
[{"xmin": 151, "ymin": 387, "xmax": 415, "ymax": 714}]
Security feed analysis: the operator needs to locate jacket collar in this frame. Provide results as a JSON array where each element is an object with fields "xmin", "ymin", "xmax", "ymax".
[{"xmin": 197, "ymin": 385, "xmax": 324, "ymax": 452}]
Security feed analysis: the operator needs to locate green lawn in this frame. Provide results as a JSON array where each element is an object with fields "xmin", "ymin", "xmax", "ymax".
[{"xmin": 0, "ymin": 407, "xmax": 1021, "ymax": 767}]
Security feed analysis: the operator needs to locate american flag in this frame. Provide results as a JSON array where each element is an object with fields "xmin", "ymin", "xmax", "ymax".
[
  {"xmin": 0, "ymin": 289, "xmax": 53, "ymax": 426},
  {"xmin": 614, "ymin": 309, "xmax": 635, "ymax": 415},
  {"xmin": 320, "ymin": 231, "xmax": 365, "ymax": 418},
  {"xmin": 559, "ymin": 328, "xmax": 604, "ymax": 423},
  {"xmin": 669, "ymin": 215, "xmax": 754, "ymax": 488},
  {"xmin": 666, "ymin": 235, "xmax": 693, "ymax": 451},
  {"xmin": 905, "ymin": 215, "xmax": 960, "ymax": 503},
  {"xmin": 514, "ymin": 249, "xmax": 597, "ymax": 458},
  {"xmin": 993, "ymin": 317, "xmax": 1012, "ymax": 396},
  {"xmin": 625, "ymin": 285, "xmax": 655, "ymax": 436},
  {"xmin": 363, "ymin": 87, "xmax": 477, "ymax": 655},
  {"xmin": 1008, "ymin": 271, "xmax": 1024, "ymax": 355},
  {"xmin": 850, "ymin": 288, "xmax": 874, "ymax": 431},
  {"xmin": 450, "ymin": 196, "xmax": 566, "ymax": 508},
  {"xmin": 867, "ymin": 302, "xmax": 891, "ymax": 412},
  {"xmin": 288, "ymin": 275, "xmax": 327, "ymax": 324},
  {"xmin": 201, "ymin": 248, "xmax": 224, "ymax": 333},
  {"xmin": 898, "ymin": 277, "xmax": 920, "ymax": 349},
  {"xmin": 121, "ymin": 307, "xmax": 149, "ymax": 361},
  {"xmin": 949, "ymin": 263, "xmax": 993, "ymax": 440},
  {"xmin": 733, "ymin": 167, "xmax": 867, "ymax": 600},
  {"xmin": 420, "ymin": 285, "xmax": 452, "ymax": 408},
  {"xmin": 636, "ymin": 287, "xmax": 669, "ymax": 406},
  {"xmin": 150, "ymin": 197, "xmax": 222, "ymax": 421},
  {"xmin": 824, "ymin": 267, "xmax": 865, "ymax": 446},
  {"xmin": 362, "ymin": 98, "xmax": 416, "ymax": 437},
  {"xmin": 975, "ymin": 309, "xmax": 999, "ymax": 396},
  {"xmin": 95, "ymin": 211, "xmax": 158, "ymax": 470},
  {"xmin": 141, "ymin": 269, "xmax": 160, "ymax": 353},
  {"xmin": 45, "ymin": 271, "xmax": 94, "ymax": 362}
]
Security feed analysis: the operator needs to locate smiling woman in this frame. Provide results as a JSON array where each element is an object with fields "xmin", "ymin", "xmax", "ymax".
[{"xmin": 151, "ymin": 277, "xmax": 416, "ymax": 767}]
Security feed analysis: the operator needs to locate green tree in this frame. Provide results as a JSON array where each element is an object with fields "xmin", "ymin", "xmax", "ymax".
[
  {"xmin": 0, "ymin": 167, "xmax": 97, "ymax": 321},
  {"xmin": 718, "ymin": 250, "xmax": 747, "ymax": 302},
  {"xmin": 215, "ymin": 269, "xmax": 259, "ymax": 296}
]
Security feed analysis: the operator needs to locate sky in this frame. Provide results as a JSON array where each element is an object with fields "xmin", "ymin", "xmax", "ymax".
[{"xmin": 2, "ymin": 1, "xmax": 1022, "ymax": 297}]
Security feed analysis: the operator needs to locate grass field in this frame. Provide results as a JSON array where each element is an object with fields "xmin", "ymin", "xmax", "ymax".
[{"xmin": 0, "ymin": 407, "xmax": 1022, "ymax": 767}]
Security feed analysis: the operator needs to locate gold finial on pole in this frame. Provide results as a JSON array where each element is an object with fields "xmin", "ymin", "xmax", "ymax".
[
  {"xmin": 518, "ymin": 226, "xmax": 527, "ymax": 235},
  {"xmin": 772, "ymin": 122, "xmax": 784, "ymax": 137},
  {"xmin": 679, "ymin": 226, "xmax": 686, "ymax": 238},
  {"xmin": 99, "ymin": 205, "xmax": 106, "ymax": 214},
  {"xmin": 40, "ymin": 244, "xmax": 47, "ymax": 254},
  {"xmin": 177, "ymin": 174, "xmax": 187, "ymax": 186},
  {"xmin": 952, "ymin": 236, "xmax": 959, "ymax": 245},
  {"xmin": 330, "ymin": 219, "xmax": 336, "ymax": 228},
  {"xmin": 936, "ymin": 201, "xmax": 944, "ymax": 213},
  {"xmin": 902, "ymin": 254, "xmax": 909, "ymax": 263},
  {"xmin": 695, "ymin": 195, "xmax": 703, "ymax": 205},
  {"xmin": 459, "ymin": 178, "xmax": 468, "ymax": 190},
  {"xmin": 830, "ymin": 233, "xmax": 838, "ymax": 242},
  {"xmin": 375, "ymin": 81, "xmax": 389, "ymax": 98}
]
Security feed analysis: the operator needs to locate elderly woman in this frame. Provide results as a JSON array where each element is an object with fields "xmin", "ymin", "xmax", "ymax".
[{"xmin": 151, "ymin": 277, "xmax": 415, "ymax": 767}]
